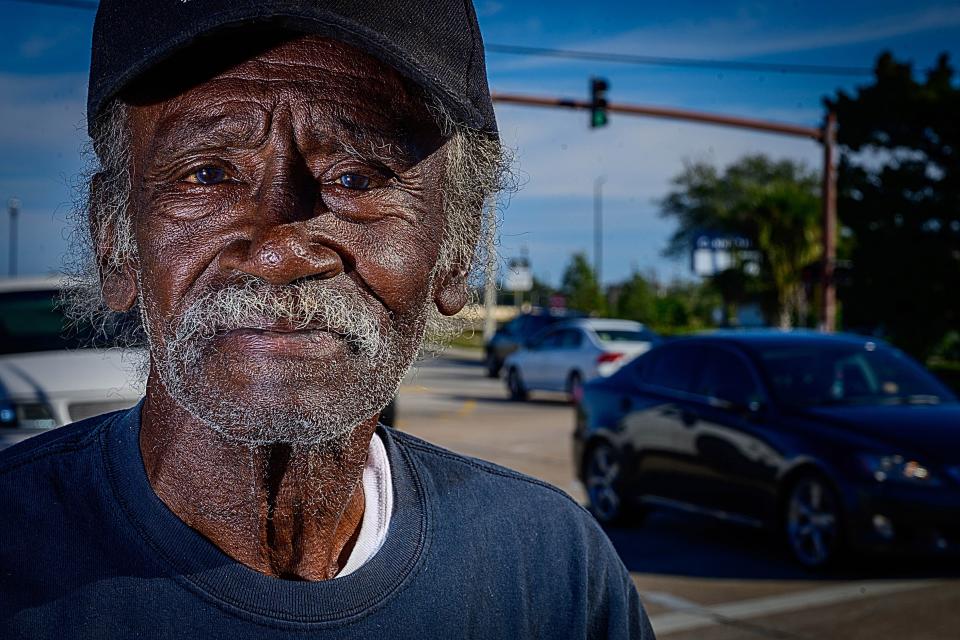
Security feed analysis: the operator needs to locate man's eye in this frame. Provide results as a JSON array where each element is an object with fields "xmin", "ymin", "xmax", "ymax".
[
  {"xmin": 338, "ymin": 173, "xmax": 371, "ymax": 190},
  {"xmin": 188, "ymin": 166, "xmax": 228, "ymax": 185}
]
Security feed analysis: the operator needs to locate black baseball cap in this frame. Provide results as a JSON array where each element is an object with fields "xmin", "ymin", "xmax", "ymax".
[{"xmin": 88, "ymin": 0, "xmax": 497, "ymax": 137}]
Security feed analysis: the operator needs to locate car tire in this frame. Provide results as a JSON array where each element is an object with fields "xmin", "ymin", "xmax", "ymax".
[
  {"xmin": 584, "ymin": 441, "xmax": 644, "ymax": 526},
  {"xmin": 485, "ymin": 351, "xmax": 501, "ymax": 378},
  {"xmin": 567, "ymin": 371, "xmax": 584, "ymax": 405},
  {"xmin": 506, "ymin": 367, "xmax": 528, "ymax": 401},
  {"xmin": 782, "ymin": 473, "xmax": 845, "ymax": 570}
]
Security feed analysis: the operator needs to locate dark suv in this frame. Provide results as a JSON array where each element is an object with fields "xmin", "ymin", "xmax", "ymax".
[{"xmin": 484, "ymin": 310, "xmax": 584, "ymax": 378}]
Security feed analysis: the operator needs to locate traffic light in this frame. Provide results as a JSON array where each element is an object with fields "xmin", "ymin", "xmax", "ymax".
[{"xmin": 589, "ymin": 77, "xmax": 609, "ymax": 128}]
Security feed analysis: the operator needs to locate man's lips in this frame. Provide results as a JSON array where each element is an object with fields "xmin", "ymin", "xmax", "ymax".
[{"xmin": 215, "ymin": 323, "xmax": 348, "ymax": 357}]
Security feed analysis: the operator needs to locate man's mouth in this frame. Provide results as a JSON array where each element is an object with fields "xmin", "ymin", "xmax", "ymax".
[
  {"xmin": 216, "ymin": 323, "xmax": 349, "ymax": 358},
  {"xmin": 224, "ymin": 318, "xmax": 343, "ymax": 335},
  {"xmin": 168, "ymin": 282, "xmax": 386, "ymax": 359}
]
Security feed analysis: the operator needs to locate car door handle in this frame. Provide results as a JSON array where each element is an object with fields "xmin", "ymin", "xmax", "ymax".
[{"xmin": 619, "ymin": 396, "xmax": 632, "ymax": 412}]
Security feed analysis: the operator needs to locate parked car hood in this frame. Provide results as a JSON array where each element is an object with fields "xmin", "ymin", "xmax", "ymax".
[
  {"xmin": 0, "ymin": 349, "xmax": 145, "ymax": 399},
  {"xmin": 801, "ymin": 403, "xmax": 960, "ymax": 460}
]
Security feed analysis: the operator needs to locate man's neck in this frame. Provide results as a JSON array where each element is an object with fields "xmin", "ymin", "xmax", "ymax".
[{"xmin": 139, "ymin": 380, "xmax": 374, "ymax": 581}]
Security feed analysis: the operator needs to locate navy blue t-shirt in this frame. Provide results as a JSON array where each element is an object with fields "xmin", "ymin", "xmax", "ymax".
[{"xmin": 0, "ymin": 406, "xmax": 653, "ymax": 638}]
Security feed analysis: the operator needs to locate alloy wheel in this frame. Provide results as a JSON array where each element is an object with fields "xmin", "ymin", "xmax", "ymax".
[
  {"xmin": 586, "ymin": 443, "xmax": 623, "ymax": 523},
  {"xmin": 785, "ymin": 476, "xmax": 841, "ymax": 568}
]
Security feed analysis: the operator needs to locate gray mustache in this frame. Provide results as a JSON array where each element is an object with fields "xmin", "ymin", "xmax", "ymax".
[{"xmin": 170, "ymin": 279, "xmax": 384, "ymax": 357}]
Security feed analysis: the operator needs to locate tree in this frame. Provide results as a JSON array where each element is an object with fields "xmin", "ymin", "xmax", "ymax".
[
  {"xmin": 611, "ymin": 271, "xmax": 720, "ymax": 333},
  {"xmin": 561, "ymin": 253, "xmax": 605, "ymax": 314},
  {"xmin": 828, "ymin": 52, "xmax": 960, "ymax": 358},
  {"xmin": 528, "ymin": 276, "xmax": 557, "ymax": 308},
  {"xmin": 614, "ymin": 271, "xmax": 657, "ymax": 322},
  {"xmin": 660, "ymin": 155, "xmax": 822, "ymax": 328}
]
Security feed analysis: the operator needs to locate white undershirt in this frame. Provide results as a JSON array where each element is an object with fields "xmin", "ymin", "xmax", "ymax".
[{"xmin": 336, "ymin": 432, "xmax": 393, "ymax": 577}]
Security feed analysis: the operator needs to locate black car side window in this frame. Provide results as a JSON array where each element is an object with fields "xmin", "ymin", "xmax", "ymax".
[
  {"xmin": 642, "ymin": 344, "xmax": 700, "ymax": 394},
  {"xmin": 696, "ymin": 346, "xmax": 762, "ymax": 407}
]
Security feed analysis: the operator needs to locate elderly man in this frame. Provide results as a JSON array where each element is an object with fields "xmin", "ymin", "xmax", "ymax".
[{"xmin": 0, "ymin": 1, "xmax": 652, "ymax": 638}]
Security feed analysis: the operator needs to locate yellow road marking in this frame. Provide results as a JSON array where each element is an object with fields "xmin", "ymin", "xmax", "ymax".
[{"xmin": 456, "ymin": 399, "xmax": 477, "ymax": 417}]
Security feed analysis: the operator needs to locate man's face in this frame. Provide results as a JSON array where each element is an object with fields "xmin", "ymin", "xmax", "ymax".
[{"xmin": 121, "ymin": 35, "xmax": 453, "ymax": 445}]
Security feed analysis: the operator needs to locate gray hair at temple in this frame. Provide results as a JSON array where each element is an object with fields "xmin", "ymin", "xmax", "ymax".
[{"xmin": 64, "ymin": 96, "xmax": 512, "ymax": 350}]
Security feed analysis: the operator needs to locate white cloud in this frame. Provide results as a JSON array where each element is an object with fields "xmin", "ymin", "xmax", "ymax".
[
  {"xmin": 496, "ymin": 103, "xmax": 821, "ymax": 200},
  {"xmin": 18, "ymin": 35, "xmax": 59, "ymax": 59},
  {"xmin": 0, "ymin": 72, "xmax": 88, "ymax": 149},
  {"xmin": 476, "ymin": 1, "xmax": 504, "ymax": 18},
  {"xmin": 490, "ymin": 4, "xmax": 960, "ymax": 73}
]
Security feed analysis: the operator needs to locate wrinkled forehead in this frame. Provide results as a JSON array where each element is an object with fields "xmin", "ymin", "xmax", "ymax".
[{"xmin": 123, "ymin": 31, "xmax": 443, "ymax": 160}]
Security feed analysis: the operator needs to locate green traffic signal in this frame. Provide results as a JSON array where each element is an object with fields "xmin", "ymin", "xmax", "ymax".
[{"xmin": 590, "ymin": 77, "xmax": 609, "ymax": 128}]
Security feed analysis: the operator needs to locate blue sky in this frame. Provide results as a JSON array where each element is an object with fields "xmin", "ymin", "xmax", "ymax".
[{"xmin": 1, "ymin": 0, "xmax": 959, "ymax": 286}]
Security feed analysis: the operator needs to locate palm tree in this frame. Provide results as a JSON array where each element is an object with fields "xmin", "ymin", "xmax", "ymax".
[{"xmin": 661, "ymin": 155, "xmax": 821, "ymax": 328}]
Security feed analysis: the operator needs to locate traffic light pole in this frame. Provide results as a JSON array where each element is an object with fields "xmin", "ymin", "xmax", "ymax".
[{"xmin": 490, "ymin": 91, "xmax": 839, "ymax": 331}]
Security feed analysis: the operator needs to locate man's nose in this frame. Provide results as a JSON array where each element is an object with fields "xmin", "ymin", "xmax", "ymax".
[
  {"xmin": 219, "ymin": 149, "xmax": 347, "ymax": 285},
  {"xmin": 219, "ymin": 223, "xmax": 345, "ymax": 286}
]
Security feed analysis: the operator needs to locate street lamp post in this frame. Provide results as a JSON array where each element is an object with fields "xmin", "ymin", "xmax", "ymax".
[
  {"xmin": 594, "ymin": 176, "xmax": 605, "ymax": 286},
  {"xmin": 7, "ymin": 198, "xmax": 20, "ymax": 278}
]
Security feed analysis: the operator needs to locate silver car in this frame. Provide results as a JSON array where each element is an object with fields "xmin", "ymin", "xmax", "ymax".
[{"xmin": 503, "ymin": 318, "xmax": 658, "ymax": 403}]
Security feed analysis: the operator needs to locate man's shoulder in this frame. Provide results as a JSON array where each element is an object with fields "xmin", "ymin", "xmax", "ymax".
[
  {"xmin": 0, "ymin": 410, "xmax": 120, "ymax": 480},
  {"xmin": 386, "ymin": 427, "xmax": 593, "ymax": 527}
]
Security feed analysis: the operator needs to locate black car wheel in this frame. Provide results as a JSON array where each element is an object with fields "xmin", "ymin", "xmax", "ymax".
[
  {"xmin": 485, "ymin": 351, "xmax": 501, "ymax": 378},
  {"xmin": 567, "ymin": 372, "xmax": 584, "ymax": 406},
  {"xmin": 585, "ymin": 442, "xmax": 642, "ymax": 525},
  {"xmin": 506, "ymin": 367, "xmax": 528, "ymax": 401},
  {"xmin": 784, "ymin": 474, "xmax": 843, "ymax": 569}
]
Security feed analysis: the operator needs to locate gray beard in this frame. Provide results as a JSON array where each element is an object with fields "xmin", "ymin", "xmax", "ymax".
[{"xmin": 145, "ymin": 277, "xmax": 429, "ymax": 447}]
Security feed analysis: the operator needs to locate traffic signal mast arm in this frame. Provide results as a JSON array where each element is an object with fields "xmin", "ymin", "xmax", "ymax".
[{"xmin": 490, "ymin": 92, "xmax": 823, "ymax": 140}]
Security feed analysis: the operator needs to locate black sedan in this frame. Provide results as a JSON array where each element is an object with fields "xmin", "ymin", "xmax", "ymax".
[{"xmin": 574, "ymin": 331, "xmax": 960, "ymax": 568}]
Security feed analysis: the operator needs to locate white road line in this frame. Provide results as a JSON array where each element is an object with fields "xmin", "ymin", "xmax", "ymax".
[{"xmin": 644, "ymin": 580, "xmax": 940, "ymax": 635}]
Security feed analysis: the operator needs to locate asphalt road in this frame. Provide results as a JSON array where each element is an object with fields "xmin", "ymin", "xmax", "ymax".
[{"xmin": 398, "ymin": 349, "xmax": 960, "ymax": 639}]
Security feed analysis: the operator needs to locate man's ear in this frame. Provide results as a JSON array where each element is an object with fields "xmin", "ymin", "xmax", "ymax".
[
  {"xmin": 90, "ymin": 173, "xmax": 139, "ymax": 312},
  {"xmin": 102, "ymin": 263, "xmax": 138, "ymax": 312},
  {"xmin": 433, "ymin": 266, "xmax": 469, "ymax": 317}
]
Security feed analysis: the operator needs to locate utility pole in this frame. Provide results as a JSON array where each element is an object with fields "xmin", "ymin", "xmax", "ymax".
[
  {"xmin": 482, "ymin": 199, "xmax": 498, "ymax": 342},
  {"xmin": 820, "ymin": 111, "xmax": 838, "ymax": 332},
  {"xmin": 593, "ymin": 176, "xmax": 605, "ymax": 286},
  {"xmin": 491, "ymin": 91, "xmax": 838, "ymax": 331},
  {"xmin": 7, "ymin": 198, "xmax": 20, "ymax": 277}
]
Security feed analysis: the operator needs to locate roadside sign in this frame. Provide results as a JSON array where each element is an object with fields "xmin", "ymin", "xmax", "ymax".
[{"xmin": 505, "ymin": 257, "xmax": 533, "ymax": 292}]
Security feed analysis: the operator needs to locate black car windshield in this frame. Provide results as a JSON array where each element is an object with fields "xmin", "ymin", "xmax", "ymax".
[
  {"xmin": 757, "ymin": 342, "xmax": 956, "ymax": 407},
  {"xmin": 0, "ymin": 288, "xmax": 135, "ymax": 355}
]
